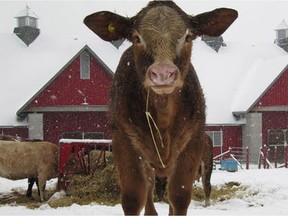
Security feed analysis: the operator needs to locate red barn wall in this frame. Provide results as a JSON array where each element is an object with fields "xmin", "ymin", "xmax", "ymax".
[
  {"xmin": 253, "ymin": 67, "xmax": 288, "ymax": 146},
  {"xmin": 0, "ymin": 127, "xmax": 28, "ymax": 139},
  {"xmin": 43, "ymin": 112, "xmax": 111, "ymax": 144},
  {"xmin": 261, "ymin": 111, "xmax": 288, "ymax": 146},
  {"xmin": 205, "ymin": 125, "xmax": 242, "ymax": 157},
  {"xmin": 256, "ymin": 68, "xmax": 288, "ymax": 106},
  {"xmin": 22, "ymin": 49, "xmax": 113, "ymax": 144},
  {"xmin": 30, "ymin": 54, "xmax": 112, "ymax": 107}
]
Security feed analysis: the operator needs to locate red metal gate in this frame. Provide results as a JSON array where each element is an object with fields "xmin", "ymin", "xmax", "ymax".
[{"xmin": 57, "ymin": 139, "xmax": 112, "ymax": 190}]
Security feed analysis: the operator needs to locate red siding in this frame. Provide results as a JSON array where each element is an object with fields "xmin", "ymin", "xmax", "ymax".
[
  {"xmin": 0, "ymin": 127, "xmax": 28, "ymax": 139},
  {"xmin": 30, "ymin": 55, "xmax": 112, "ymax": 107},
  {"xmin": 17, "ymin": 49, "xmax": 114, "ymax": 144},
  {"xmin": 43, "ymin": 112, "xmax": 111, "ymax": 144},
  {"xmin": 256, "ymin": 68, "xmax": 288, "ymax": 106},
  {"xmin": 205, "ymin": 125, "xmax": 242, "ymax": 157},
  {"xmin": 261, "ymin": 111, "xmax": 288, "ymax": 146}
]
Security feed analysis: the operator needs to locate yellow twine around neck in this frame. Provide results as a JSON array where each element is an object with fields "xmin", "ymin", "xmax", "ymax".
[{"xmin": 145, "ymin": 88, "xmax": 165, "ymax": 168}]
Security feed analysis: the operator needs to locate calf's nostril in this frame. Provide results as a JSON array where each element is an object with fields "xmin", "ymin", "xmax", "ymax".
[
  {"xmin": 151, "ymin": 71, "xmax": 157, "ymax": 78},
  {"xmin": 167, "ymin": 71, "xmax": 174, "ymax": 78}
]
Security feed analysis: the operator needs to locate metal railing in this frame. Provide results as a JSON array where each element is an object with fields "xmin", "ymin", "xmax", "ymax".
[
  {"xmin": 213, "ymin": 147, "xmax": 250, "ymax": 170},
  {"xmin": 259, "ymin": 144, "xmax": 288, "ymax": 169}
]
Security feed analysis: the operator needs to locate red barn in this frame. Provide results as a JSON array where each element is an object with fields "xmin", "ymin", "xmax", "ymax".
[
  {"xmin": 0, "ymin": 5, "xmax": 121, "ymax": 144},
  {"xmin": 1, "ymin": 43, "xmax": 114, "ymax": 143},
  {"xmin": 16, "ymin": 46, "xmax": 113, "ymax": 144},
  {"xmin": 1, "ymin": 4, "xmax": 288, "ymax": 165}
]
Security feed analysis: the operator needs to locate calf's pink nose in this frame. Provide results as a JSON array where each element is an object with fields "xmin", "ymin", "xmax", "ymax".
[{"xmin": 148, "ymin": 63, "xmax": 178, "ymax": 86}]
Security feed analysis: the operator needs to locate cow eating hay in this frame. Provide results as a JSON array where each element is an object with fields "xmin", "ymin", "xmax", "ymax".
[
  {"xmin": 84, "ymin": 1, "xmax": 237, "ymax": 215},
  {"xmin": 0, "ymin": 141, "xmax": 58, "ymax": 201}
]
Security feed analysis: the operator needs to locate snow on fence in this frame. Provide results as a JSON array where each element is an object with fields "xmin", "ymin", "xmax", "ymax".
[{"xmin": 259, "ymin": 144, "xmax": 288, "ymax": 169}]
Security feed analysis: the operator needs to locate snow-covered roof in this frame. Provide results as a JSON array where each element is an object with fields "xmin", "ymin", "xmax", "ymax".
[
  {"xmin": 1, "ymin": 1, "xmax": 288, "ymax": 127},
  {"xmin": 275, "ymin": 20, "xmax": 288, "ymax": 31},
  {"xmin": 0, "ymin": 33, "xmax": 125, "ymax": 127},
  {"xmin": 231, "ymin": 55, "xmax": 288, "ymax": 113},
  {"xmin": 15, "ymin": 5, "xmax": 39, "ymax": 19},
  {"xmin": 193, "ymin": 41, "xmax": 288, "ymax": 124}
]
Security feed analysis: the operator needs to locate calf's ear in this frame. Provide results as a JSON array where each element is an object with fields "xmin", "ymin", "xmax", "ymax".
[
  {"xmin": 191, "ymin": 8, "xmax": 238, "ymax": 37},
  {"xmin": 84, "ymin": 11, "xmax": 132, "ymax": 41}
]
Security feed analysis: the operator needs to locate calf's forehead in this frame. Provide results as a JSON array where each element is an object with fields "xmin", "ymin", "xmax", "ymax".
[{"xmin": 138, "ymin": 6, "xmax": 187, "ymax": 40}]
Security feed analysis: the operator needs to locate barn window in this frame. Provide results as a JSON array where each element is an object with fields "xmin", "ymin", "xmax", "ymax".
[
  {"xmin": 268, "ymin": 129, "xmax": 287, "ymax": 145},
  {"xmin": 268, "ymin": 129, "xmax": 287, "ymax": 163},
  {"xmin": 18, "ymin": 17, "xmax": 26, "ymax": 27},
  {"xmin": 62, "ymin": 132, "xmax": 104, "ymax": 139},
  {"xmin": 28, "ymin": 17, "xmax": 37, "ymax": 28},
  {"xmin": 84, "ymin": 132, "xmax": 104, "ymax": 139},
  {"xmin": 80, "ymin": 51, "xmax": 90, "ymax": 79},
  {"xmin": 206, "ymin": 131, "xmax": 223, "ymax": 147},
  {"xmin": 62, "ymin": 132, "xmax": 82, "ymax": 139},
  {"xmin": 17, "ymin": 17, "xmax": 37, "ymax": 28}
]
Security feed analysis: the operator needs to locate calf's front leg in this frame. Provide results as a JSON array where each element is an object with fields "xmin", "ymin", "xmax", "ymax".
[
  {"xmin": 168, "ymin": 142, "xmax": 204, "ymax": 215},
  {"xmin": 113, "ymin": 136, "xmax": 150, "ymax": 215}
]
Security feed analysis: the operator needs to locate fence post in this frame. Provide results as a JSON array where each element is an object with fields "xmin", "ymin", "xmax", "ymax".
[
  {"xmin": 285, "ymin": 143, "xmax": 288, "ymax": 168},
  {"xmin": 228, "ymin": 147, "xmax": 232, "ymax": 160},
  {"xmin": 246, "ymin": 147, "xmax": 249, "ymax": 170},
  {"xmin": 267, "ymin": 148, "xmax": 270, "ymax": 169},
  {"xmin": 263, "ymin": 145, "xmax": 267, "ymax": 169},
  {"xmin": 258, "ymin": 147, "xmax": 262, "ymax": 169},
  {"xmin": 274, "ymin": 146, "xmax": 278, "ymax": 168}
]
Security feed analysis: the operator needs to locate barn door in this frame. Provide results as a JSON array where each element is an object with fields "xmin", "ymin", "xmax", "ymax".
[{"xmin": 267, "ymin": 129, "xmax": 287, "ymax": 163}]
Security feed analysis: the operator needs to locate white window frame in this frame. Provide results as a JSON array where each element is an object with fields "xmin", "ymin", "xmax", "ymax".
[
  {"xmin": 206, "ymin": 131, "xmax": 223, "ymax": 147},
  {"xmin": 80, "ymin": 51, "xmax": 90, "ymax": 80}
]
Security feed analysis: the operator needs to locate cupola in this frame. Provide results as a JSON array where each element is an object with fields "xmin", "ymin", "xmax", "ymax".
[
  {"xmin": 274, "ymin": 20, "xmax": 288, "ymax": 52},
  {"xmin": 13, "ymin": 5, "xmax": 40, "ymax": 46}
]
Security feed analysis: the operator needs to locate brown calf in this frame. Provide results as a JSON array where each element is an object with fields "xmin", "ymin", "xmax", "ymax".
[
  {"xmin": 155, "ymin": 134, "xmax": 213, "ymax": 206},
  {"xmin": 85, "ymin": 1, "xmax": 237, "ymax": 215},
  {"xmin": 0, "ymin": 141, "xmax": 58, "ymax": 201}
]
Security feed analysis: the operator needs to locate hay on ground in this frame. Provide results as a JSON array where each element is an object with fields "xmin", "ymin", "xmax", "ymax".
[{"xmin": 0, "ymin": 149, "xmax": 247, "ymax": 209}]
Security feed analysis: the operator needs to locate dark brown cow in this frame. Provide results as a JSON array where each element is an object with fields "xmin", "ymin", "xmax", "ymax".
[
  {"xmin": 84, "ymin": 1, "xmax": 237, "ymax": 215},
  {"xmin": 198, "ymin": 133, "xmax": 213, "ymax": 207}
]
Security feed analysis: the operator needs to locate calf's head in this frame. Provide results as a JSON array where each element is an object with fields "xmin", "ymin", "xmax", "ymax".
[{"xmin": 84, "ymin": 1, "xmax": 237, "ymax": 95}]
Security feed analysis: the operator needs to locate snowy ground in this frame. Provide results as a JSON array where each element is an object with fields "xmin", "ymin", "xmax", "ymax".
[{"xmin": 0, "ymin": 168, "xmax": 287, "ymax": 215}]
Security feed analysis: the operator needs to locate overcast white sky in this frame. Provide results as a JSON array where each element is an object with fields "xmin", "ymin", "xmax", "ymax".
[{"xmin": 0, "ymin": 0, "xmax": 288, "ymax": 44}]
